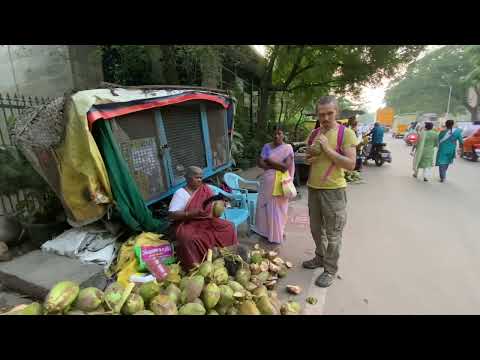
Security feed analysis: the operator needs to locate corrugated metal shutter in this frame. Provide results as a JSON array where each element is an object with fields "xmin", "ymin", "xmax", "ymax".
[
  {"xmin": 111, "ymin": 110, "xmax": 168, "ymax": 202},
  {"xmin": 161, "ymin": 105, "xmax": 206, "ymax": 182}
]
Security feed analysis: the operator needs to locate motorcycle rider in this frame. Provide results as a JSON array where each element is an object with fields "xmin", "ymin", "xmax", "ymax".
[{"xmin": 366, "ymin": 122, "xmax": 385, "ymax": 157}]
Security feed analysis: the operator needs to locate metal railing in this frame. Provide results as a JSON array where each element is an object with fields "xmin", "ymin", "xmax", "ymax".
[{"xmin": 0, "ymin": 92, "xmax": 51, "ymax": 215}]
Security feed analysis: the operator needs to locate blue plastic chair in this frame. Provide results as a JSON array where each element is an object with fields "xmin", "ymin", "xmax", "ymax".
[
  {"xmin": 223, "ymin": 172, "xmax": 260, "ymax": 227},
  {"xmin": 208, "ymin": 184, "xmax": 249, "ymax": 232}
]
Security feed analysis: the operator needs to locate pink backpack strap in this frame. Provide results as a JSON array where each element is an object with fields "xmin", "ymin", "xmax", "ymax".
[
  {"xmin": 307, "ymin": 128, "xmax": 322, "ymax": 146},
  {"xmin": 321, "ymin": 125, "xmax": 346, "ymax": 183}
]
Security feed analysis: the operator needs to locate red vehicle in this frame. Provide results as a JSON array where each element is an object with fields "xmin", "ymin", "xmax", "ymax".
[
  {"xmin": 461, "ymin": 129, "xmax": 480, "ymax": 162},
  {"xmin": 404, "ymin": 132, "xmax": 418, "ymax": 146}
]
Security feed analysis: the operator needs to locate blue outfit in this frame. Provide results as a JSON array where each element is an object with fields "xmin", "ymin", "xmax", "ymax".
[
  {"xmin": 371, "ymin": 126, "xmax": 384, "ymax": 144},
  {"xmin": 436, "ymin": 128, "xmax": 463, "ymax": 181}
]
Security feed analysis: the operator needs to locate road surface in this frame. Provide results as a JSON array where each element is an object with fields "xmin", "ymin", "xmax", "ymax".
[{"xmin": 323, "ymin": 136, "xmax": 480, "ymax": 314}]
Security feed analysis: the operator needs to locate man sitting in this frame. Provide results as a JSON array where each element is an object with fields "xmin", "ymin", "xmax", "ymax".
[{"xmin": 168, "ymin": 166, "xmax": 239, "ymax": 270}]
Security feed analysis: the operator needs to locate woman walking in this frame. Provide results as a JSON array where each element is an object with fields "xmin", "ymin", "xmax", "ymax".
[
  {"xmin": 436, "ymin": 120, "xmax": 464, "ymax": 183},
  {"xmin": 254, "ymin": 127, "xmax": 295, "ymax": 245},
  {"xmin": 412, "ymin": 122, "xmax": 438, "ymax": 182}
]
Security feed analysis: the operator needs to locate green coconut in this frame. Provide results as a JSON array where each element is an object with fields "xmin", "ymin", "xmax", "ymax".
[
  {"xmin": 134, "ymin": 310, "xmax": 155, "ymax": 315},
  {"xmin": 218, "ymin": 285, "xmax": 234, "ymax": 307},
  {"xmin": 65, "ymin": 310, "xmax": 86, "ymax": 315},
  {"xmin": 280, "ymin": 301, "xmax": 302, "ymax": 315},
  {"xmin": 226, "ymin": 306, "xmax": 239, "ymax": 315},
  {"xmin": 168, "ymin": 263, "xmax": 182, "ymax": 274},
  {"xmin": 213, "ymin": 258, "xmax": 225, "ymax": 269},
  {"xmin": 212, "ymin": 201, "xmax": 225, "ymax": 218},
  {"xmin": 20, "ymin": 302, "xmax": 44, "ymax": 315},
  {"xmin": 180, "ymin": 275, "xmax": 205, "ymax": 304},
  {"xmin": 139, "ymin": 281, "xmax": 161, "ymax": 305},
  {"xmin": 207, "ymin": 309, "xmax": 219, "ymax": 315},
  {"xmin": 164, "ymin": 283, "xmax": 181, "ymax": 305},
  {"xmin": 256, "ymin": 296, "xmax": 279, "ymax": 315},
  {"xmin": 235, "ymin": 267, "xmax": 252, "ymax": 288},
  {"xmin": 199, "ymin": 262, "xmax": 213, "ymax": 278},
  {"xmin": 238, "ymin": 300, "xmax": 260, "ymax": 315},
  {"xmin": 179, "ymin": 303, "xmax": 206, "ymax": 315},
  {"xmin": 215, "ymin": 303, "xmax": 230, "ymax": 315},
  {"xmin": 245, "ymin": 282, "xmax": 257, "ymax": 292},
  {"xmin": 227, "ymin": 280, "xmax": 245, "ymax": 294},
  {"xmin": 122, "ymin": 293, "xmax": 145, "ymax": 315},
  {"xmin": 73, "ymin": 287, "xmax": 104, "ymax": 312},
  {"xmin": 250, "ymin": 251, "xmax": 263, "ymax": 264},
  {"xmin": 165, "ymin": 272, "xmax": 182, "ymax": 285},
  {"xmin": 212, "ymin": 267, "xmax": 229, "ymax": 285},
  {"xmin": 44, "ymin": 281, "xmax": 80, "ymax": 314},
  {"xmin": 201, "ymin": 283, "xmax": 221, "ymax": 309},
  {"xmin": 149, "ymin": 294, "xmax": 178, "ymax": 315},
  {"xmin": 104, "ymin": 282, "xmax": 125, "ymax": 312},
  {"xmin": 277, "ymin": 266, "xmax": 288, "ymax": 278},
  {"xmin": 252, "ymin": 285, "xmax": 268, "ymax": 298},
  {"xmin": 257, "ymin": 271, "xmax": 270, "ymax": 284}
]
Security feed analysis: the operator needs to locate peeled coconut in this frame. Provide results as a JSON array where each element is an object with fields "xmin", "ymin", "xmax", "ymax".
[
  {"xmin": 179, "ymin": 302, "xmax": 206, "ymax": 315},
  {"xmin": 139, "ymin": 281, "xmax": 161, "ymax": 305},
  {"xmin": 150, "ymin": 294, "xmax": 178, "ymax": 315},
  {"xmin": 250, "ymin": 263, "xmax": 261, "ymax": 275},
  {"xmin": 44, "ymin": 281, "xmax": 80, "ymax": 314},
  {"xmin": 122, "ymin": 293, "xmax": 145, "ymax": 315},
  {"xmin": 74, "ymin": 287, "xmax": 104, "ymax": 312},
  {"xmin": 201, "ymin": 283, "xmax": 221, "ymax": 309},
  {"xmin": 286, "ymin": 285, "xmax": 302, "ymax": 295}
]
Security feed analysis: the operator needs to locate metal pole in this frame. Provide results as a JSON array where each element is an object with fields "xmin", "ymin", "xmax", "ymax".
[{"xmin": 445, "ymin": 85, "xmax": 452, "ymax": 120}]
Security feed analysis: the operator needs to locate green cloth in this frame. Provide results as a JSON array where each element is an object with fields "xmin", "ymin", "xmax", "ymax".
[
  {"xmin": 436, "ymin": 128, "xmax": 464, "ymax": 166},
  {"xmin": 92, "ymin": 120, "xmax": 169, "ymax": 234},
  {"xmin": 414, "ymin": 130, "xmax": 438, "ymax": 170}
]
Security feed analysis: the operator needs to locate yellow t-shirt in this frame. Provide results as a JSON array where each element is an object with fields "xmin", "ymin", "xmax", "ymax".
[{"xmin": 307, "ymin": 126, "xmax": 358, "ymax": 189}]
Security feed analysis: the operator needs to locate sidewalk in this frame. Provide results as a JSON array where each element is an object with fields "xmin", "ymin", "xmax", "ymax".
[{"xmin": 237, "ymin": 167, "xmax": 329, "ymax": 315}]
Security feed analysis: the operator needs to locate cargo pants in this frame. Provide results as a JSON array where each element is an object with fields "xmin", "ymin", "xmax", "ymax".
[{"xmin": 308, "ymin": 187, "xmax": 347, "ymax": 275}]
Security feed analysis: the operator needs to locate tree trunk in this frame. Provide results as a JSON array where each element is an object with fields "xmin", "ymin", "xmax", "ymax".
[
  {"xmin": 147, "ymin": 46, "xmax": 166, "ymax": 84},
  {"xmin": 160, "ymin": 45, "xmax": 179, "ymax": 84}
]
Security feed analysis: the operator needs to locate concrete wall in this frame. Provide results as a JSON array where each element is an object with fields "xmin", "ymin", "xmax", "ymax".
[{"xmin": 0, "ymin": 45, "xmax": 103, "ymax": 98}]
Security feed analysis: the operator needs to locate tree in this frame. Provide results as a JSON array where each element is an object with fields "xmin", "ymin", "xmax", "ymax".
[
  {"xmin": 256, "ymin": 45, "xmax": 425, "ymax": 137},
  {"xmin": 385, "ymin": 45, "xmax": 480, "ymax": 121}
]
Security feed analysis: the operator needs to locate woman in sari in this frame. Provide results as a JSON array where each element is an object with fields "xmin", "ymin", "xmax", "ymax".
[
  {"xmin": 412, "ymin": 122, "xmax": 438, "ymax": 182},
  {"xmin": 436, "ymin": 120, "xmax": 464, "ymax": 183},
  {"xmin": 168, "ymin": 166, "xmax": 237, "ymax": 270},
  {"xmin": 254, "ymin": 128, "xmax": 295, "ymax": 245}
]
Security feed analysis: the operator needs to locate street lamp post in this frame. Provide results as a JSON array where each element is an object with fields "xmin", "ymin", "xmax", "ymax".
[{"xmin": 441, "ymin": 78, "xmax": 452, "ymax": 121}]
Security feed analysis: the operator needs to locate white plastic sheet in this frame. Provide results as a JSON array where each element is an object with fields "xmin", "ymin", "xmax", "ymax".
[{"xmin": 41, "ymin": 224, "xmax": 122, "ymax": 269}]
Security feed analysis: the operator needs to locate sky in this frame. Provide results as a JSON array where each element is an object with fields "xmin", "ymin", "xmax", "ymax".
[{"xmin": 251, "ymin": 45, "xmax": 443, "ymax": 113}]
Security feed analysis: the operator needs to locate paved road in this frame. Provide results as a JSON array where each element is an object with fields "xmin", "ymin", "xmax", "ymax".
[{"xmin": 323, "ymin": 136, "xmax": 480, "ymax": 314}]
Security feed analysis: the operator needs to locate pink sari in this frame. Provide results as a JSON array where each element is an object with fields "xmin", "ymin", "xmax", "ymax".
[{"xmin": 254, "ymin": 143, "xmax": 295, "ymax": 244}]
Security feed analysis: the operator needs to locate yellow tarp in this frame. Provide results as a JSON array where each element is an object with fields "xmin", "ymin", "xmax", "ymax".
[{"xmin": 111, "ymin": 232, "xmax": 169, "ymax": 287}]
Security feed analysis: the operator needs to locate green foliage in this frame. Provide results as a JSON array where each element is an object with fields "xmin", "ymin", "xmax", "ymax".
[
  {"xmin": 385, "ymin": 45, "xmax": 480, "ymax": 119},
  {"xmin": 101, "ymin": 45, "xmax": 153, "ymax": 85}
]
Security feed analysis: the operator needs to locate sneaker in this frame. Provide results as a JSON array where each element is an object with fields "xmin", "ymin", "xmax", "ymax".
[
  {"xmin": 302, "ymin": 256, "xmax": 323, "ymax": 269},
  {"xmin": 424, "ymin": 178, "xmax": 428, "ymax": 182},
  {"xmin": 315, "ymin": 271, "xmax": 335, "ymax": 288},
  {"xmin": 412, "ymin": 173, "xmax": 417, "ymax": 178}
]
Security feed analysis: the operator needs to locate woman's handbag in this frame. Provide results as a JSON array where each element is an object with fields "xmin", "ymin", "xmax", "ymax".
[{"xmin": 273, "ymin": 170, "xmax": 297, "ymax": 199}]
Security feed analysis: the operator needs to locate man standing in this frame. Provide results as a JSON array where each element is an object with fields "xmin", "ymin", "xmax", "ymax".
[{"xmin": 303, "ymin": 96, "xmax": 358, "ymax": 288}]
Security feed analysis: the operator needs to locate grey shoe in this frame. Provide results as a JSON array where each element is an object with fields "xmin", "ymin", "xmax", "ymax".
[
  {"xmin": 302, "ymin": 256, "xmax": 323, "ymax": 269},
  {"xmin": 315, "ymin": 271, "xmax": 335, "ymax": 288}
]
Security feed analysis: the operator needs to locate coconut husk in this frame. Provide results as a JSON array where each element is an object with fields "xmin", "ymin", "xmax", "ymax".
[
  {"xmin": 150, "ymin": 294, "xmax": 178, "ymax": 315},
  {"xmin": 238, "ymin": 300, "xmax": 260, "ymax": 315},
  {"xmin": 256, "ymin": 296, "xmax": 279, "ymax": 315},
  {"xmin": 179, "ymin": 303, "xmax": 206, "ymax": 315},
  {"xmin": 201, "ymin": 283, "xmax": 221, "ymax": 309}
]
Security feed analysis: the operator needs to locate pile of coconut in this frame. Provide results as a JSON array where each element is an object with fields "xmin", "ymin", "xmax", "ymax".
[{"xmin": 1, "ymin": 245, "xmax": 310, "ymax": 315}]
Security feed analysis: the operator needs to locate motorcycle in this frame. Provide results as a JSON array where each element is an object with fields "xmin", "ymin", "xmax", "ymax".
[
  {"xmin": 361, "ymin": 135, "xmax": 392, "ymax": 167},
  {"xmin": 404, "ymin": 131, "xmax": 418, "ymax": 146}
]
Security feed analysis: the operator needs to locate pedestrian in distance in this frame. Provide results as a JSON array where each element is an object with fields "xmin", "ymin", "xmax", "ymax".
[
  {"xmin": 412, "ymin": 121, "xmax": 438, "ymax": 182},
  {"xmin": 436, "ymin": 119, "xmax": 464, "ymax": 183},
  {"xmin": 302, "ymin": 96, "xmax": 358, "ymax": 288}
]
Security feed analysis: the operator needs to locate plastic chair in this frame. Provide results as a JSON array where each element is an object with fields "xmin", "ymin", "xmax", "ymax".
[
  {"xmin": 223, "ymin": 172, "xmax": 260, "ymax": 227},
  {"xmin": 208, "ymin": 184, "xmax": 249, "ymax": 231}
]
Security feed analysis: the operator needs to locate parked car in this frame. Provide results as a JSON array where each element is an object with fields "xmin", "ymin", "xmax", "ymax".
[{"xmin": 461, "ymin": 129, "xmax": 480, "ymax": 162}]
